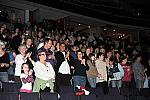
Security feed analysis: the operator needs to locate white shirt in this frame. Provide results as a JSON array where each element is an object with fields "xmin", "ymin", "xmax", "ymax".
[
  {"xmin": 15, "ymin": 54, "xmax": 26, "ymax": 76},
  {"xmin": 20, "ymin": 73, "xmax": 32, "ymax": 90},
  {"xmin": 34, "ymin": 61, "xmax": 55, "ymax": 80},
  {"xmin": 58, "ymin": 60, "xmax": 71, "ymax": 74}
]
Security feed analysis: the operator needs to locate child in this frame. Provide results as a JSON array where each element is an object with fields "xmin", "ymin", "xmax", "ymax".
[{"xmin": 20, "ymin": 63, "xmax": 34, "ymax": 93}]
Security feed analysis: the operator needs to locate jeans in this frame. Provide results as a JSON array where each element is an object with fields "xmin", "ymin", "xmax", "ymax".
[
  {"xmin": 111, "ymin": 80, "xmax": 122, "ymax": 88},
  {"xmin": 0, "ymin": 72, "xmax": 9, "ymax": 82},
  {"xmin": 135, "ymin": 79, "xmax": 144, "ymax": 89},
  {"xmin": 73, "ymin": 76, "xmax": 86, "ymax": 89},
  {"xmin": 87, "ymin": 77, "xmax": 96, "ymax": 88}
]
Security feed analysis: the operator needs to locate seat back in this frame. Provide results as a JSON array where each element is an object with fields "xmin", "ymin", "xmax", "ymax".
[
  {"xmin": 20, "ymin": 92, "xmax": 40, "ymax": 100},
  {"xmin": 40, "ymin": 92, "xmax": 59, "ymax": 100},
  {"xmin": 0, "ymin": 92, "xmax": 19, "ymax": 100},
  {"xmin": 2, "ymin": 82, "xmax": 21, "ymax": 92}
]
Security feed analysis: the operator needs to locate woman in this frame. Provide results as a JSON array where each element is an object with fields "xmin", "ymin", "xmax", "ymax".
[
  {"xmin": 15, "ymin": 44, "xmax": 32, "ymax": 82},
  {"xmin": 120, "ymin": 56, "xmax": 131, "ymax": 88},
  {"xmin": 0, "ymin": 41, "xmax": 10, "ymax": 82},
  {"xmin": 73, "ymin": 50, "xmax": 89, "ymax": 89},
  {"xmin": 86, "ymin": 53, "xmax": 98, "ymax": 88},
  {"xmin": 33, "ymin": 50, "xmax": 55, "ymax": 92},
  {"xmin": 95, "ymin": 52, "xmax": 108, "ymax": 93}
]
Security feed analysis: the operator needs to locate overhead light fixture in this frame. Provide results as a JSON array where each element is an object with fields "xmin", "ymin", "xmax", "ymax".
[
  {"xmin": 123, "ymin": 34, "xmax": 125, "ymax": 36},
  {"xmin": 88, "ymin": 26, "xmax": 91, "ymax": 28},
  {"xmin": 78, "ymin": 24, "xmax": 81, "ymax": 26},
  {"xmin": 104, "ymin": 28, "xmax": 106, "ymax": 31},
  {"xmin": 113, "ymin": 29, "xmax": 116, "ymax": 32}
]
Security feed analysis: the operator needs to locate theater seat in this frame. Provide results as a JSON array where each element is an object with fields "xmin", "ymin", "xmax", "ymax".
[
  {"xmin": 20, "ymin": 92, "xmax": 40, "ymax": 100},
  {"xmin": 40, "ymin": 92, "xmax": 59, "ymax": 100},
  {"xmin": 80, "ymin": 94, "xmax": 97, "ymax": 100},
  {"xmin": 0, "ymin": 92, "xmax": 19, "ymax": 100},
  {"xmin": 2, "ymin": 82, "xmax": 21, "ymax": 92}
]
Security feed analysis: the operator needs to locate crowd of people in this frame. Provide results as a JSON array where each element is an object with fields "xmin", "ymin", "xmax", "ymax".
[{"xmin": 0, "ymin": 19, "xmax": 150, "ymax": 94}]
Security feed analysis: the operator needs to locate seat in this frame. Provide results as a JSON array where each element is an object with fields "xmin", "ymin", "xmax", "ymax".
[
  {"xmin": 130, "ymin": 88, "xmax": 140, "ymax": 96},
  {"xmin": 98, "ymin": 95, "xmax": 125, "ymax": 100},
  {"xmin": 80, "ymin": 94, "xmax": 97, "ymax": 100},
  {"xmin": 59, "ymin": 86, "xmax": 74, "ymax": 94},
  {"xmin": 60, "ymin": 93, "xmax": 78, "ymax": 100},
  {"xmin": 0, "ymin": 92, "xmax": 19, "ymax": 100},
  {"xmin": 129, "ymin": 96, "xmax": 147, "ymax": 100},
  {"xmin": 20, "ymin": 92, "xmax": 40, "ymax": 100},
  {"xmin": 40, "ymin": 92, "xmax": 59, "ymax": 100},
  {"xmin": 91, "ymin": 87, "xmax": 105, "ymax": 97},
  {"xmin": 120, "ymin": 88, "xmax": 131, "ymax": 96},
  {"xmin": 140, "ymin": 88, "xmax": 150, "ymax": 97},
  {"xmin": 2, "ymin": 82, "xmax": 21, "ymax": 92},
  {"xmin": 108, "ymin": 88, "xmax": 120, "ymax": 95}
]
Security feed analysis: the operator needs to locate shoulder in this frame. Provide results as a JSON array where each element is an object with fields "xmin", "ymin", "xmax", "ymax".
[{"xmin": 46, "ymin": 62, "xmax": 52, "ymax": 67}]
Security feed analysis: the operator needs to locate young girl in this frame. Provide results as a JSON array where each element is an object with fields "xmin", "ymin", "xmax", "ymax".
[{"xmin": 20, "ymin": 63, "xmax": 34, "ymax": 93}]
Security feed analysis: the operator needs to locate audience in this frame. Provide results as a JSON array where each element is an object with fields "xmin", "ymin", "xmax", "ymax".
[{"xmin": 0, "ymin": 19, "xmax": 149, "ymax": 95}]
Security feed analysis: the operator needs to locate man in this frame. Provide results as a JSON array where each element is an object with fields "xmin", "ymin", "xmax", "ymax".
[
  {"xmin": 54, "ymin": 43, "xmax": 71, "ymax": 92},
  {"xmin": 132, "ymin": 54, "xmax": 145, "ymax": 89},
  {"xmin": 38, "ymin": 38, "xmax": 55, "ymax": 66}
]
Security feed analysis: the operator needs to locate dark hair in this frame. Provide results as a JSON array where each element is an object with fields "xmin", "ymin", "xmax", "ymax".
[
  {"xmin": 121, "ymin": 56, "xmax": 127, "ymax": 61},
  {"xmin": 59, "ymin": 42, "xmax": 65, "ymax": 46},
  {"xmin": 43, "ymin": 37, "xmax": 52, "ymax": 45},
  {"xmin": 21, "ymin": 63, "xmax": 29, "ymax": 73},
  {"xmin": 134, "ymin": 54, "xmax": 142, "ymax": 61},
  {"xmin": 109, "ymin": 56, "xmax": 115, "ymax": 62},
  {"xmin": 88, "ymin": 53, "xmax": 94, "ymax": 58},
  {"xmin": 96, "ymin": 52, "xmax": 104, "ymax": 58}
]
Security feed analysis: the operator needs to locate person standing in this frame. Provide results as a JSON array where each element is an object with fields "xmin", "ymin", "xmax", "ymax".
[
  {"xmin": 33, "ymin": 50, "xmax": 55, "ymax": 92},
  {"xmin": 0, "ymin": 41, "xmax": 10, "ymax": 82},
  {"xmin": 54, "ymin": 43, "xmax": 71, "ymax": 92},
  {"xmin": 73, "ymin": 50, "xmax": 89, "ymax": 89},
  {"xmin": 132, "ymin": 54, "xmax": 145, "ymax": 89},
  {"xmin": 86, "ymin": 53, "xmax": 98, "ymax": 88}
]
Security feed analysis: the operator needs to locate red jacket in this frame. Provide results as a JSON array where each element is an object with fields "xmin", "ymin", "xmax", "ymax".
[{"xmin": 120, "ymin": 63, "xmax": 131, "ymax": 82}]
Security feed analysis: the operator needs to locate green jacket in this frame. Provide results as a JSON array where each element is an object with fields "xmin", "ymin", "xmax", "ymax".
[{"xmin": 33, "ymin": 78, "xmax": 54, "ymax": 92}]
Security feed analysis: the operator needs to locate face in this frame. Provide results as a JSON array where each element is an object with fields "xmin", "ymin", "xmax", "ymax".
[
  {"xmin": 137, "ymin": 56, "xmax": 142, "ymax": 61},
  {"xmin": 72, "ymin": 46, "xmax": 77, "ymax": 52},
  {"xmin": 15, "ymin": 28, "xmax": 19, "ymax": 33},
  {"xmin": 59, "ymin": 44, "xmax": 65, "ymax": 52},
  {"xmin": 45, "ymin": 40, "xmax": 52, "ymax": 49},
  {"xmin": 65, "ymin": 39, "xmax": 70, "ymax": 45},
  {"xmin": 99, "ymin": 54, "xmax": 104, "ymax": 61},
  {"xmin": 107, "ymin": 51, "xmax": 112, "ymax": 58},
  {"xmin": 19, "ymin": 46, "xmax": 27, "ymax": 54},
  {"xmin": 22, "ymin": 64, "xmax": 29, "ymax": 73},
  {"xmin": 86, "ymin": 48, "xmax": 91, "ymax": 55},
  {"xmin": 122, "ymin": 58, "xmax": 127, "ymax": 64},
  {"xmin": 109, "ymin": 61, "xmax": 113, "ymax": 65},
  {"xmin": 39, "ymin": 52, "xmax": 46, "ymax": 61},
  {"xmin": 116, "ymin": 53, "xmax": 120, "ymax": 58},
  {"xmin": 77, "ymin": 52, "xmax": 82, "ymax": 59},
  {"xmin": 26, "ymin": 39, "xmax": 32, "ymax": 46}
]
